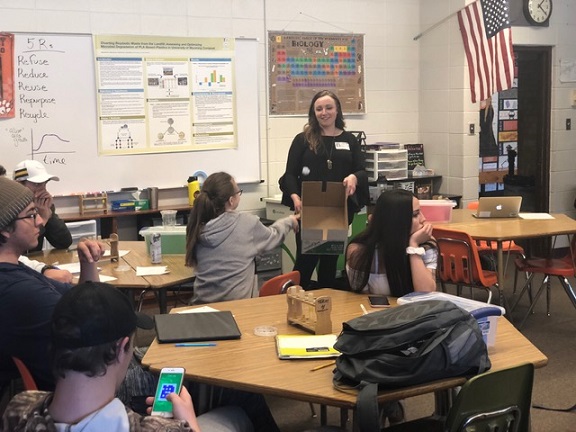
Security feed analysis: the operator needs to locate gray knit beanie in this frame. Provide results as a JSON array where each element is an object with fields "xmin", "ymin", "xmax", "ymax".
[{"xmin": 0, "ymin": 177, "xmax": 34, "ymax": 230}]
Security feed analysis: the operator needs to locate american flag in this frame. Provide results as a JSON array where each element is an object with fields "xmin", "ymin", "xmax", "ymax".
[{"xmin": 458, "ymin": 0, "xmax": 514, "ymax": 103}]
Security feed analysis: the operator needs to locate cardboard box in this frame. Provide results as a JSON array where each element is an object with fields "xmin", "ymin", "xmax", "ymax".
[
  {"xmin": 139, "ymin": 226, "xmax": 187, "ymax": 255},
  {"xmin": 111, "ymin": 199, "xmax": 135, "ymax": 212},
  {"xmin": 419, "ymin": 199, "xmax": 455, "ymax": 223},
  {"xmin": 301, "ymin": 182, "xmax": 348, "ymax": 255},
  {"xmin": 133, "ymin": 199, "xmax": 150, "ymax": 211}
]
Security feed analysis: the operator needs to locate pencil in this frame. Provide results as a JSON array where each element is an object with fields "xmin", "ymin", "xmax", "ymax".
[{"xmin": 310, "ymin": 361, "xmax": 336, "ymax": 372}]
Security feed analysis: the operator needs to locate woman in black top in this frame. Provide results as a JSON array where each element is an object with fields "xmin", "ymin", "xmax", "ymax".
[{"xmin": 281, "ymin": 90, "xmax": 367, "ymax": 289}]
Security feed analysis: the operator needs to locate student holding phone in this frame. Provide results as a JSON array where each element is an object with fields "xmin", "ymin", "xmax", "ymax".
[
  {"xmin": 346, "ymin": 189, "xmax": 438, "ymax": 297},
  {"xmin": 1, "ymin": 282, "xmax": 254, "ymax": 432}
]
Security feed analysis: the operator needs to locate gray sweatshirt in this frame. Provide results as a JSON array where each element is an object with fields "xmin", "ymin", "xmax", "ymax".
[{"xmin": 191, "ymin": 211, "xmax": 294, "ymax": 304}]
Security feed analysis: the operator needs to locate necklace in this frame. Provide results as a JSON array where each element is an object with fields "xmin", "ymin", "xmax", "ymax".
[{"xmin": 326, "ymin": 136, "xmax": 335, "ymax": 170}]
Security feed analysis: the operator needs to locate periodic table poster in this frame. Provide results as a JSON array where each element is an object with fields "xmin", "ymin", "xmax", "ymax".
[{"xmin": 268, "ymin": 32, "xmax": 365, "ymax": 115}]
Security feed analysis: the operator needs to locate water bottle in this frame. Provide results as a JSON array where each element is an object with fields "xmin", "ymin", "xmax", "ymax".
[
  {"xmin": 150, "ymin": 233, "xmax": 162, "ymax": 264},
  {"xmin": 187, "ymin": 176, "xmax": 200, "ymax": 206}
]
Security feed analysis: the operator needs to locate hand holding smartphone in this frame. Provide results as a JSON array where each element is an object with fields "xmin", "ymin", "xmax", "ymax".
[
  {"xmin": 151, "ymin": 367, "xmax": 185, "ymax": 418},
  {"xmin": 368, "ymin": 295, "xmax": 390, "ymax": 308}
]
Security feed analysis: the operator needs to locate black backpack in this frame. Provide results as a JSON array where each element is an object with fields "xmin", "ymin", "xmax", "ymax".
[{"xmin": 333, "ymin": 300, "xmax": 491, "ymax": 432}]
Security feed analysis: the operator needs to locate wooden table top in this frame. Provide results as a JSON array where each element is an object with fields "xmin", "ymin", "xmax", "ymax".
[
  {"xmin": 121, "ymin": 241, "xmax": 195, "ymax": 288},
  {"xmin": 29, "ymin": 244, "xmax": 148, "ymax": 288},
  {"xmin": 28, "ymin": 241, "xmax": 194, "ymax": 290},
  {"xmin": 141, "ymin": 289, "xmax": 548, "ymax": 408},
  {"xmin": 438, "ymin": 210, "xmax": 576, "ymax": 241}
]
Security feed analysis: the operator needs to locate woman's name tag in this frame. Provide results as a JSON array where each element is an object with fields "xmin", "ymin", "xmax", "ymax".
[{"xmin": 335, "ymin": 142, "xmax": 350, "ymax": 150}]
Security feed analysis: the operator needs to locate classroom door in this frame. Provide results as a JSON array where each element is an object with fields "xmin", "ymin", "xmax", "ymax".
[
  {"xmin": 478, "ymin": 46, "xmax": 551, "ymax": 213},
  {"xmin": 515, "ymin": 46, "xmax": 552, "ymax": 213}
]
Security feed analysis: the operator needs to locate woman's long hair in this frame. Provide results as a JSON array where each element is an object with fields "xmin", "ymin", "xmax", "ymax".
[
  {"xmin": 185, "ymin": 172, "xmax": 235, "ymax": 266},
  {"xmin": 303, "ymin": 90, "xmax": 346, "ymax": 153},
  {"xmin": 346, "ymin": 189, "xmax": 416, "ymax": 296}
]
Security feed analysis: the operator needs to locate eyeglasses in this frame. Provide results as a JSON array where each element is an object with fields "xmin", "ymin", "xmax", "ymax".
[
  {"xmin": 233, "ymin": 189, "xmax": 243, "ymax": 196},
  {"xmin": 14, "ymin": 209, "xmax": 39, "ymax": 223}
]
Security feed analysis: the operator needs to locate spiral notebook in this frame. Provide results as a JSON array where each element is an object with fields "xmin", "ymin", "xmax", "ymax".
[{"xmin": 154, "ymin": 311, "xmax": 241, "ymax": 343}]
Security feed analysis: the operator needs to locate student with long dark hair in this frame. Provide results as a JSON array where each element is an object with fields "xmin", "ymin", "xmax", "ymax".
[
  {"xmin": 186, "ymin": 172, "xmax": 298, "ymax": 304},
  {"xmin": 346, "ymin": 189, "xmax": 437, "ymax": 296}
]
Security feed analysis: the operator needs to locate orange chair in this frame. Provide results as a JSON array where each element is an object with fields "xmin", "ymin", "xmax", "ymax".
[
  {"xmin": 11, "ymin": 357, "xmax": 38, "ymax": 391},
  {"xmin": 259, "ymin": 270, "xmax": 300, "ymax": 297},
  {"xmin": 467, "ymin": 201, "xmax": 526, "ymax": 290},
  {"xmin": 433, "ymin": 227, "xmax": 500, "ymax": 305},
  {"xmin": 511, "ymin": 235, "xmax": 576, "ymax": 328}
]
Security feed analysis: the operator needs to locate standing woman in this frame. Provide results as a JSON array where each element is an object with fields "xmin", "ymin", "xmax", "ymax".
[
  {"xmin": 346, "ymin": 189, "xmax": 437, "ymax": 296},
  {"xmin": 281, "ymin": 90, "xmax": 368, "ymax": 289},
  {"xmin": 186, "ymin": 171, "xmax": 299, "ymax": 304}
]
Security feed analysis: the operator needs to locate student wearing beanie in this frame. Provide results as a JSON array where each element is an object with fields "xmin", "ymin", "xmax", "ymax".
[
  {"xmin": 13, "ymin": 159, "xmax": 72, "ymax": 252},
  {"xmin": 0, "ymin": 177, "xmax": 103, "ymax": 390},
  {"xmin": 0, "ymin": 164, "xmax": 72, "ymax": 282}
]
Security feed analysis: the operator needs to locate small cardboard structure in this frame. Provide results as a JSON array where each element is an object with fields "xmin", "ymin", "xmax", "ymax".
[{"xmin": 301, "ymin": 181, "xmax": 348, "ymax": 255}]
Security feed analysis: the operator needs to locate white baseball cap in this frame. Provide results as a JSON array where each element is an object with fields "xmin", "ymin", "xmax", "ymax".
[{"xmin": 13, "ymin": 160, "xmax": 60, "ymax": 183}]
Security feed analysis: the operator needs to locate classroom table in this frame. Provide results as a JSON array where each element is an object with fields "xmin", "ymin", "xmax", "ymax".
[
  {"xmin": 29, "ymin": 241, "xmax": 194, "ymax": 313},
  {"xmin": 435, "ymin": 210, "xmax": 576, "ymax": 307},
  {"xmin": 120, "ymin": 241, "xmax": 195, "ymax": 313},
  {"xmin": 141, "ymin": 289, "xmax": 548, "ymax": 428}
]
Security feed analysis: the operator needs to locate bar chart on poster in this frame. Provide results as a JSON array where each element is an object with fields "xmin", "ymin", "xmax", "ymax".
[{"xmin": 0, "ymin": 33, "xmax": 260, "ymax": 195}]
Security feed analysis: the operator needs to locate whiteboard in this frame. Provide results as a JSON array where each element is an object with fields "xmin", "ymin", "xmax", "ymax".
[{"xmin": 0, "ymin": 34, "xmax": 260, "ymax": 195}]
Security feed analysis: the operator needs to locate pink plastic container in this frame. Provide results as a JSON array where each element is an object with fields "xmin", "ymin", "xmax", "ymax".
[{"xmin": 419, "ymin": 200, "xmax": 455, "ymax": 223}]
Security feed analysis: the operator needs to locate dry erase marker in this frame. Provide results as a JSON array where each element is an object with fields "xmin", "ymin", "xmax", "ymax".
[{"xmin": 175, "ymin": 343, "xmax": 217, "ymax": 347}]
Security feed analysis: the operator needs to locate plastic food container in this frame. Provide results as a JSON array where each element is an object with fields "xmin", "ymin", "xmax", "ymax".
[
  {"xmin": 139, "ymin": 226, "xmax": 186, "ymax": 255},
  {"xmin": 419, "ymin": 200, "xmax": 456, "ymax": 223}
]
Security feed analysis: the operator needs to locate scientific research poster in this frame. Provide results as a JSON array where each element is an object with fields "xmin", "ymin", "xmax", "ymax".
[{"xmin": 94, "ymin": 35, "xmax": 236, "ymax": 155}]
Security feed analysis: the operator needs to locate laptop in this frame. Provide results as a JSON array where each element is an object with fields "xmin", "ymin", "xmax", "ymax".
[
  {"xmin": 472, "ymin": 196, "xmax": 522, "ymax": 218},
  {"xmin": 154, "ymin": 311, "xmax": 242, "ymax": 343}
]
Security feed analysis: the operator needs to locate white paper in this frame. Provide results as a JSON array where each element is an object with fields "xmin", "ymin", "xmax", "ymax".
[
  {"xmin": 103, "ymin": 249, "xmax": 130, "ymax": 257},
  {"xmin": 178, "ymin": 306, "xmax": 221, "ymax": 314},
  {"xmin": 136, "ymin": 266, "xmax": 169, "ymax": 276},
  {"xmin": 518, "ymin": 213, "xmax": 554, "ymax": 220},
  {"xmin": 98, "ymin": 274, "xmax": 118, "ymax": 282},
  {"xmin": 57, "ymin": 262, "xmax": 102, "ymax": 274},
  {"xmin": 57, "ymin": 262, "xmax": 82, "ymax": 274}
]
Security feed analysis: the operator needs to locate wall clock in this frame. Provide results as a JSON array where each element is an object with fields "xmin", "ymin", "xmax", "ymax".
[{"xmin": 523, "ymin": 0, "xmax": 553, "ymax": 26}]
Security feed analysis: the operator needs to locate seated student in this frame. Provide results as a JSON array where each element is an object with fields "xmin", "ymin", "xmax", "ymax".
[
  {"xmin": 345, "ymin": 189, "xmax": 438, "ymax": 426},
  {"xmin": 346, "ymin": 188, "xmax": 438, "ymax": 296},
  {"xmin": 1, "ymin": 281, "xmax": 254, "ymax": 432},
  {"xmin": 0, "ymin": 176, "xmax": 103, "ymax": 390},
  {"xmin": 13, "ymin": 159, "xmax": 73, "ymax": 252},
  {"xmin": 0, "ymin": 165, "xmax": 72, "ymax": 282},
  {"xmin": 186, "ymin": 171, "xmax": 299, "ymax": 304}
]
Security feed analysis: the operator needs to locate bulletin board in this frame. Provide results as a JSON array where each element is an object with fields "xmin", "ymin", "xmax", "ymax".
[
  {"xmin": 268, "ymin": 31, "xmax": 365, "ymax": 115},
  {"xmin": 0, "ymin": 33, "xmax": 261, "ymax": 195}
]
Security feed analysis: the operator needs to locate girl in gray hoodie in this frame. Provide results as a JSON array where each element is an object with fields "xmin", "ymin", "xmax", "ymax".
[{"xmin": 186, "ymin": 172, "xmax": 299, "ymax": 304}]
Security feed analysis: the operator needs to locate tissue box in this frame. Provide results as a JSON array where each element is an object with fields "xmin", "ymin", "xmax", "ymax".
[
  {"xmin": 139, "ymin": 226, "xmax": 187, "ymax": 255},
  {"xmin": 397, "ymin": 292, "xmax": 505, "ymax": 347},
  {"xmin": 419, "ymin": 200, "xmax": 455, "ymax": 223},
  {"xmin": 132, "ymin": 199, "xmax": 150, "ymax": 211},
  {"xmin": 301, "ymin": 182, "xmax": 348, "ymax": 255}
]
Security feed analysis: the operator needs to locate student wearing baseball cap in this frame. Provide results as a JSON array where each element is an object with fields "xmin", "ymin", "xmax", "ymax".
[
  {"xmin": 1, "ymin": 282, "xmax": 254, "ymax": 432},
  {"xmin": 13, "ymin": 159, "xmax": 72, "ymax": 252}
]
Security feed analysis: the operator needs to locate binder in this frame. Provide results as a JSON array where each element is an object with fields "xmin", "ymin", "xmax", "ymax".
[
  {"xmin": 154, "ymin": 311, "xmax": 241, "ymax": 343},
  {"xmin": 275, "ymin": 334, "xmax": 340, "ymax": 359}
]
